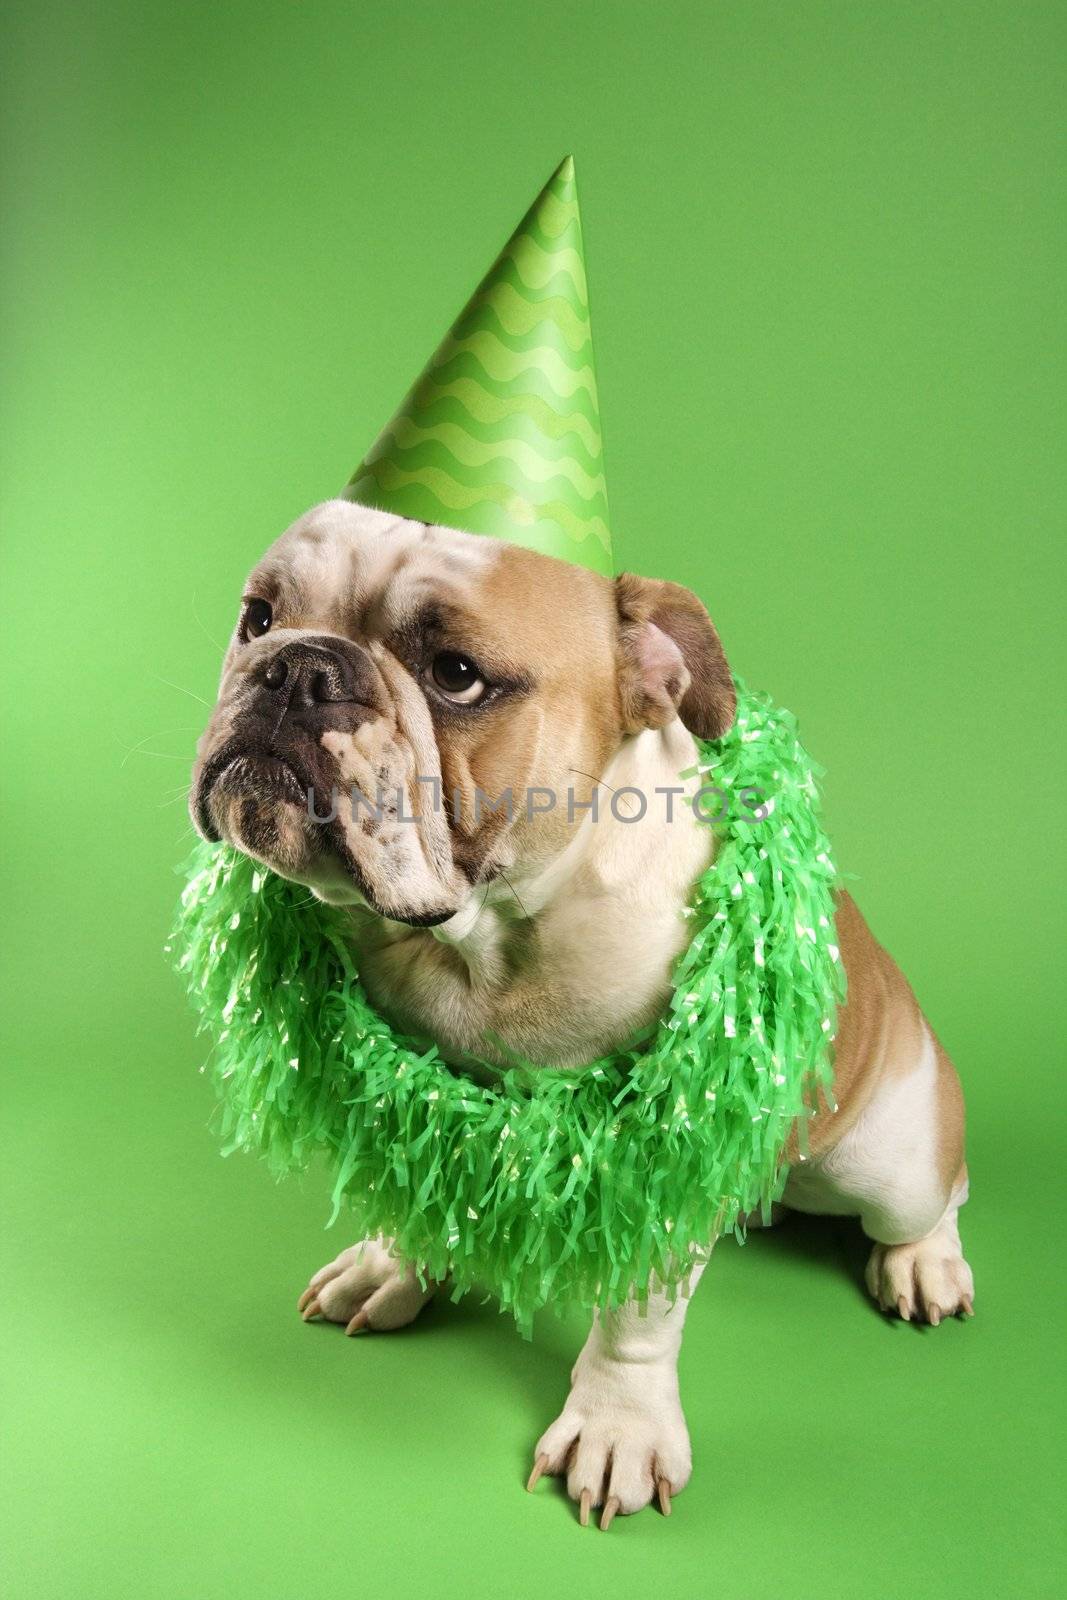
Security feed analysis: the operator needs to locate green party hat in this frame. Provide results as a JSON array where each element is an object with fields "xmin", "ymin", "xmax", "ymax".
[{"xmin": 343, "ymin": 157, "xmax": 612, "ymax": 574}]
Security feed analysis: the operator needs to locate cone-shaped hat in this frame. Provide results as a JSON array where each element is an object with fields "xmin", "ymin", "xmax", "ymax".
[{"xmin": 343, "ymin": 157, "xmax": 612, "ymax": 573}]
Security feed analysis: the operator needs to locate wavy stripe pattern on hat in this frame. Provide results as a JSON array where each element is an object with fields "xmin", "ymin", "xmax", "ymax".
[{"xmin": 343, "ymin": 156, "xmax": 612, "ymax": 574}]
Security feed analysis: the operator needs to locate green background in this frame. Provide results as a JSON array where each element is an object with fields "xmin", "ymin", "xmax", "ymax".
[{"xmin": 3, "ymin": 2, "xmax": 1064, "ymax": 1596}]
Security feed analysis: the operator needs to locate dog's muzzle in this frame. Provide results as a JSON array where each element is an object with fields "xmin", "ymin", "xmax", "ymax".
[{"xmin": 193, "ymin": 634, "xmax": 384, "ymax": 840}]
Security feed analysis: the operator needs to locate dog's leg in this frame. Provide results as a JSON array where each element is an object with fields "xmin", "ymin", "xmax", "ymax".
[
  {"xmin": 297, "ymin": 1238, "xmax": 438, "ymax": 1334},
  {"xmin": 785, "ymin": 1023, "xmax": 975, "ymax": 1323},
  {"xmin": 854, "ymin": 1021, "xmax": 975, "ymax": 1324},
  {"xmin": 528, "ymin": 1265, "xmax": 705, "ymax": 1527},
  {"xmin": 864, "ymin": 1191, "xmax": 973, "ymax": 1323}
]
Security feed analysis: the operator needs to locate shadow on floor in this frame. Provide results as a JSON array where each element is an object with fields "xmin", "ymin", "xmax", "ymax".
[{"xmin": 733, "ymin": 1209, "xmax": 874, "ymax": 1311}]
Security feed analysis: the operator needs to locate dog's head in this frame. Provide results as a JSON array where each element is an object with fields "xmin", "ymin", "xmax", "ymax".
[{"xmin": 190, "ymin": 500, "xmax": 735, "ymax": 925}]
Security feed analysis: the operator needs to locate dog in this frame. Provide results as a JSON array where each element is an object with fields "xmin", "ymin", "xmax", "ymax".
[{"xmin": 190, "ymin": 497, "xmax": 974, "ymax": 1527}]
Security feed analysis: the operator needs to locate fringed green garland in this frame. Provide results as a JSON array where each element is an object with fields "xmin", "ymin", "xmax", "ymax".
[{"xmin": 171, "ymin": 682, "xmax": 844, "ymax": 1332}]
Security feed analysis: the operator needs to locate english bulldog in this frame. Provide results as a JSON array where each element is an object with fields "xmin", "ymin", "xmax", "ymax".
[{"xmin": 190, "ymin": 498, "xmax": 974, "ymax": 1527}]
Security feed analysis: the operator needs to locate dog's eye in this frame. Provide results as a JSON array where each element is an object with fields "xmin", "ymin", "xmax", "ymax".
[
  {"xmin": 241, "ymin": 598, "xmax": 273, "ymax": 640},
  {"xmin": 428, "ymin": 651, "xmax": 486, "ymax": 705}
]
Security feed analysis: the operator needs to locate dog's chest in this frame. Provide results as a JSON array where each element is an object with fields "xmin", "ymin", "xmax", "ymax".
[{"xmin": 349, "ymin": 887, "xmax": 687, "ymax": 1072}]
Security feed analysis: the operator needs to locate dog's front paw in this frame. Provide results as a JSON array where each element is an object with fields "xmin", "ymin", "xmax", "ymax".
[
  {"xmin": 297, "ymin": 1238, "xmax": 437, "ymax": 1334},
  {"xmin": 528, "ymin": 1341, "xmax": 691, "ymax": 1527}
]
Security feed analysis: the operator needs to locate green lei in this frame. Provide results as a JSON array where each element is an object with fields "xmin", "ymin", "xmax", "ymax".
[{"xmin": 172, "ymin": 682, "xmax": 843, "ymax": 1331}]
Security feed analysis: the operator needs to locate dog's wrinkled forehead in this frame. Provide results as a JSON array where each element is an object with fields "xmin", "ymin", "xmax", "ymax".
[
  {"xmin": 247, "ymin": 500, "xmax": 499, "ymax": 640},
  {"xmin": 238, "ymin": 498, "xmax": 619, "ymax": 676}
]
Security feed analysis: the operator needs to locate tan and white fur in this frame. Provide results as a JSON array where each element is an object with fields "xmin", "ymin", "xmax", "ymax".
[{"xmin": 191, "ymin": 499, "xmax": 974, "ymax": 1528}]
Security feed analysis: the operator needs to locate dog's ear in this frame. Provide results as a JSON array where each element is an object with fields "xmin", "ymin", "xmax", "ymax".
[{"xmin": 614, "ymin": 573, "xmax": 735, "ymax": 741}]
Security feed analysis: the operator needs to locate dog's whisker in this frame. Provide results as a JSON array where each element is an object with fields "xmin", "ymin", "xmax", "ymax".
[
  {"xmin": 122, "ymin": 747, "xmax": 190, "ymax": 762},
  {"xmin": 151, "ymin": 673, "xmax": 213, "ymax": 709},
  {"xmin": 497, "ymin": 869, "xmax": 530, "ymax": 921},
  {"xmin": 116, "ymin": 728, "xmax": 200, "ymax": 769},
  {"xmin": 191, "ymin": 591, "xmax": 228, "ymax": 655},
  {"xmin": 567, "ymin": 766, "xmax": 640, "ymax": 817}
]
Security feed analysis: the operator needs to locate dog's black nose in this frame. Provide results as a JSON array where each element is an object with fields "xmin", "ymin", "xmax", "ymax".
[{"xmin": 256, "ymin": 641, "xmax": 364, "ymax": 708}]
